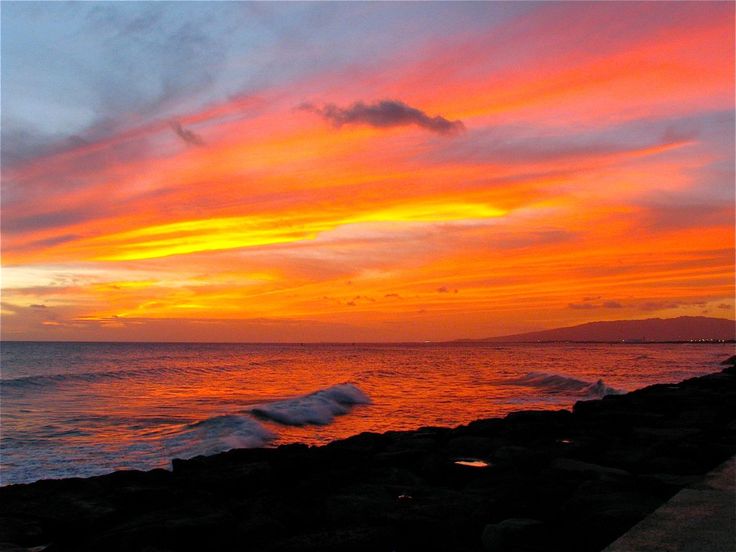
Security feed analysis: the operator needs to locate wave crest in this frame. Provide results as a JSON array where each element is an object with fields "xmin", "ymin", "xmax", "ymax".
[
  {"xmin": 251, "ymin": 383, "xmax": 370, "ymax": 426},
  {"xmin": 505, "ymin": 372, "xmax": 622, "ymax": 398},
  {"xmin": 162, "ymin": 414, "xmax": 275, "ymax": 459}
]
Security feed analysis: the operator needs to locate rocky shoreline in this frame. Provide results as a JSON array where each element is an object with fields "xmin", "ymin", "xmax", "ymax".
[{"xmin": 2, "ymin": 359, "xmax": 735, "ymax": 552}]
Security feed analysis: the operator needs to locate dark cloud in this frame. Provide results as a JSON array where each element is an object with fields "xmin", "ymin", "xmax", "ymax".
[
  {"xmin": 491, "ymin": 229, "xmax": 576, "ymax": 250},
  {"xmin": 2, "ymin": 206, "xmax": 101, "ymax": 234},
  {"xmin": 638, "ymin": 301, "xmax": 683, "ymax": 311},
  {"xmin": 0, "ymin": 302, "xmax": 22, "ymax": 314},
  {"xmin": 436, "ymin": 286, "xmax": 449, "ymax": 293},
  {"xmin": 636, "ymin": 201, "xmax": 733, "ymax": 233},
  {"xmin": 0, "ymin": 129, "xmax": 92, "ymax": 169},
  {"xmin": 661, "ymin": 125, "xmax": 699, "ymax": 144},
  {"xmin": 2, "ymin": 286, "xmax": 77, "ymax": 298},
  {"xmin": 300, "ymin": 100, "xmax": 465, "ymax": 135},
  {"xmin": 718, "ymin": 303, "xmax": 732, "ymax": 310},
  {"xmin": 568, "ymin": 300, "xmax": 623, "ymax": 310},
  {"xmin": 384, "ymin": 293, "xmax": 401, "ymax": 299},
  {"xmin": 29, "ymin": 304, "xmax": 48, "ymax": 309},
  {"xmin": 171, "ymin": 121, "xmax": 205, "ymax": 146},
  {"xmin": 4, "ymin": 234, "xmax": 81, "ymax": 253}
]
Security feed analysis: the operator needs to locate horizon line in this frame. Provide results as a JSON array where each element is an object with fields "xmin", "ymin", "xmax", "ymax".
[{"xmin": 2, "ymin": 339, "xmax": 734, "ymax": 346}]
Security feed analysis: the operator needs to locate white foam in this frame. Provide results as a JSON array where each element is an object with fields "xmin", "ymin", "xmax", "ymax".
[
  {"xmin": 506, "ymin": 372, "xmax": 623, "ymax": 398},
  {"xmin": 162, "ymin": 414, "xmax": 275, "ymax": 459},
  {"xmin": 250, "ymin": 383, "xmax": 371, "ymax": 426}
]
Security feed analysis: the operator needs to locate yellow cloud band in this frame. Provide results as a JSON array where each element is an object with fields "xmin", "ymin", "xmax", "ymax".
[{"xmin": 91, "ymin": 202, "xmax": 506, "ymax": 261}]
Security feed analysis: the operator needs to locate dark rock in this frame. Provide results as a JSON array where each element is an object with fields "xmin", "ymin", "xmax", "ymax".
[
  {"xmin": 446, "ymin": 435, "xmax": 494, "ymax": 456},
  {"xmin": 0, "ymin": 517, "xmax": 44, "ymax": 546},
  {"xmin": 0, "ymin": 543, "xmax": 34, "ymax": 552},
  {"xmin": 561, "ymin": 482, "xmax": 663, "ymax": 550},
  {"xmin": 462, "ymin": 418, "xmax": 505, "ymax": 436},
  {"xmin": 272, "ymin": 526, "xmax": 392, "ymax": 552},
  {"xmin": 481, "ymin": 518, "xmax": 543, "ymax": 551},
  {"xmin": 552, "ymin": 458, "xmax": 631, "ymax": 480}
]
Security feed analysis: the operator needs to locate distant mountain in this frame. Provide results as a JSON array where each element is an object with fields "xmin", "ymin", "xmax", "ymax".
[{"xmin": 463, "ymin": 316, "xmax": 736, "ymax": 343}]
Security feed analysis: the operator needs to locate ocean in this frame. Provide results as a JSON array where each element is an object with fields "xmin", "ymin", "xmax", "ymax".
[{"xmin": 0, "ymin": 341, "xmax": 732, "ymax": 486}]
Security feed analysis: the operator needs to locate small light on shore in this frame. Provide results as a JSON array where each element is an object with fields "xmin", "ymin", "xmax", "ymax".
[{"xmin": 557, "ymin": 438, "xmax": 574, "ymax": 445}]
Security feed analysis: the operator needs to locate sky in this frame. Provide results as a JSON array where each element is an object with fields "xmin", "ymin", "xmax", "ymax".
[{"xmin": 1, "ymin": 1, "xmax": 734, "ymax": 342}]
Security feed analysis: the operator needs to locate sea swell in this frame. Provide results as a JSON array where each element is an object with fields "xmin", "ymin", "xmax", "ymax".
[
  {"xmin": 0, "ymin": 364, "xmax": 245, "ymax": 391},
  {"xmin": 1, "ymin": 382, "xmax": 372, "ymax": 484},
  {"xmin": 503, "ymin": 372, "xmax": 623, "ymax": 398}
]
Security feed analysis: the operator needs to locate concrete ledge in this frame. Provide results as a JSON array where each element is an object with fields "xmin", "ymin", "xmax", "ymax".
[{"xmin": 604, "ymin": 456, "xmax": 735, "ymax": 552}]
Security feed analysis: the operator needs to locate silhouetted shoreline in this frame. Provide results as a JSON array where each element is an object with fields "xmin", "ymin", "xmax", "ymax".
[{"xmin": 1, "ymin": 358, "xmax": 735, "ymax": 551}]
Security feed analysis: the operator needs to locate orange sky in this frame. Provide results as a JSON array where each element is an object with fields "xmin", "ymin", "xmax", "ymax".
[{"xmin": 1, "ymin": 2, "xmax": 734, "ymax": 341}]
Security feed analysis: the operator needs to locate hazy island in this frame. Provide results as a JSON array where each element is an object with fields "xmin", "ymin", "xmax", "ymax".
[{"xmin": 456, "ymin": 316, "xmax": 736, "ymax": 343}]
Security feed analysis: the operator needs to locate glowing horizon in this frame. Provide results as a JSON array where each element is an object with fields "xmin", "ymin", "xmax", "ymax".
[{"xmin": 1, "ymin": 2, "xmax": 734, "ymax": 342}]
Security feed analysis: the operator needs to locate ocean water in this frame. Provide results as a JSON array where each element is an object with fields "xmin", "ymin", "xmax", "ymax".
[{"xmin": 0, "ymin": 341, "xmax": 732, "ymax": 485}]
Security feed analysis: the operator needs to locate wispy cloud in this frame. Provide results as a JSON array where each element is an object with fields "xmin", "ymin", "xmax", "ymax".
[
  {"xmin": 170, "ymin": 121, "xmax": 205, "ymax": 146},
  {"xmin": 300, "ymin": 100, "xmax": 465, "ymax": 135},
  {"xmin": 568, "ymin": 300, "xmax": 623, "ymax": 310}
]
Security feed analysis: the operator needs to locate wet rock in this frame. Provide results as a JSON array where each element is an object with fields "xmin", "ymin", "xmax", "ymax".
[
  {"xmin": 0, "ymin": 518, "xmax": 44, "ymax": 547},
  {"xmin": 235, "ymin": 514, "xmax": 286, "ymax": 543},
  {"xmin": 552, "ymin": 458, "xmax": 631, "ymax": 480},
  {"xmin": 481, "ymin": 518, "xmax": 543, "ymax": 551}
]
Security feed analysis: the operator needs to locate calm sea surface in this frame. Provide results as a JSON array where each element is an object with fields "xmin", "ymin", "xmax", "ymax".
[{"xmin": 1, "ymin": 341, "xmax": 732, "ymax": 485}]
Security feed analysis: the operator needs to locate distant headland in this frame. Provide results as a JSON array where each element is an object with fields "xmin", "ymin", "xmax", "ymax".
[{"xmin": 456, "ymin": 316, "xmax": 736, "ymax": 343}]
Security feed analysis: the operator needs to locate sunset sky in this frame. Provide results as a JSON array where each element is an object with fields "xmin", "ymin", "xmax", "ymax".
[{"xmin": 1, "ymin": 1, "xmax": 734, "ymax": 342}]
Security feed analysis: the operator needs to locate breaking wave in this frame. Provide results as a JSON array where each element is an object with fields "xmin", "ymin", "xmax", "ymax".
[
  {"xmin": 162, "ymin": 414, "xmax": 275, "ymax": 460},
  {"xmin": 504, "ymin": 372, "xmax": 623, "ymax": 398},
  {"xmin": 250, "ymin": 383, "xmax": 371, "ymax": 426}
]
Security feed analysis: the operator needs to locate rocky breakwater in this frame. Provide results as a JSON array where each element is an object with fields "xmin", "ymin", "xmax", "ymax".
[{"xmin": 2, "ymin": 358, "xmax": 735, "ymax": 552}]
